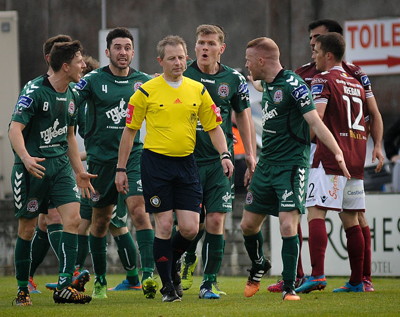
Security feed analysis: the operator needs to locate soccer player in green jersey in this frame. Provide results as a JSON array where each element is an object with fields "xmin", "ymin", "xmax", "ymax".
[
  {"xmin": 240, "ymin": 37, "xmax": 350, "ymax": 301},
  {"xmin": 9, "ymin": 41, "xmax": 95, "ymax": 305},
  {"xmin": 74, "ymin": 27, "xmax": 155, "ymax": 299},
  {"xmin": 180, "ymin": 24, "xmax": 256, "ymax": 299}
]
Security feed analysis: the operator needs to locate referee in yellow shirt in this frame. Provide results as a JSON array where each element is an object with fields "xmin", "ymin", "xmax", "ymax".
[{"xmin": 116, "ymin": 35, "xmax": 234, "ymax": 302}]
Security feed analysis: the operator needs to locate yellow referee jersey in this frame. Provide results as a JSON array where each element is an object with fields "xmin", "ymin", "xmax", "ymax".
[{"xmin": 126, "ymin": 75, "xmax": 222, "ymax": 157}]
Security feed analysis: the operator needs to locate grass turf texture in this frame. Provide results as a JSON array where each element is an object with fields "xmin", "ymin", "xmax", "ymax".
[{"xmin": 1, "ymin": 275, "xmax": 399, "ymax": 316}]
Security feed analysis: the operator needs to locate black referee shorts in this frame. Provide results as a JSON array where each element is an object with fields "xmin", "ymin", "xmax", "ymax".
[{"xmin": 141, "ymin": 149, "xmax": 202, "ymax": 213}]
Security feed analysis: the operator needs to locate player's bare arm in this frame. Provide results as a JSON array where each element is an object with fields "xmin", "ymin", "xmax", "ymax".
[{"xmin": 8, "ymin": 121, "xmax": 46, "ymax": 179}]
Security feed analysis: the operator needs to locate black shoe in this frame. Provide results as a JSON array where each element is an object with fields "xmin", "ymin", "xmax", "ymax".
[
  {"xmin": 53, "ymin": 286, "xmax": 92, "ymax": 304},
  {"xmin": 247, "ymin": 258, "xmax": 272, "ymax": 283},
  {"xmin": 160, "ymin": 285, "xmax": 181, "ymax": 302},
  {"xmin": 13, "ymin": 290, "xmax": 32, "ymax": 306},
  {"xmin": 172, "ymin": 258, "xmax": 184, "ymax": 297}
]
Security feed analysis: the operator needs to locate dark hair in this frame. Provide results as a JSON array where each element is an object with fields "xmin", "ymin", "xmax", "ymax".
[
  {"xmin": 83, "ymin": 55, "xmax": 100, "ymax": 75},
  {"xmin": 308, "ymin": 19, "xmax": 343, "ymax": 35},
  {"xmin": 106, "ymin": 27, "xmax": 134, "ymax": 49},
  {"xmin": 43, "ymin": 34, "xmax": 72, "ymax": 58},
  {"xmin": 316, "ymin": 32, "xmax": 345, "ymax": 61},
  {"xmin": 49, "ymin": 40, "xmax": 83, "ymax": 72}
]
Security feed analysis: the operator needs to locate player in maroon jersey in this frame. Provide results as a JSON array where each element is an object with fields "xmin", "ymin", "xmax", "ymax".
[
  {"xmin": 296, "ymin": 32, "xmax": 381, "ymax": 293},
  {"xmin": 297, "ymin": 20, "xmax": 383, "ymax": 293}
]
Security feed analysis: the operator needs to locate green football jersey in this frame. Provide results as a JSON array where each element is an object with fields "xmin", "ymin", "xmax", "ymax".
[
  {"xmin": 75, "ymin": 67, "xmax": 151, "ymax": 164},
  {"xmin": 184, "ymin": 61, "xmax": 250, "ymax": 165},
  {"xmin": 259, "ymin": 69, "xmax": 315, "ymax": 166},
  {"xmin": 11, "ymin": 76, "xmax": 77, "ymax": 162}
]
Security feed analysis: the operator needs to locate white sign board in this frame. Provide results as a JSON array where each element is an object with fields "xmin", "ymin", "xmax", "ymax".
[
  {"xmin": 344, "ymin": 18, "xmax": 400, "ymax": 75},
  {"xmin": 270, "ymin": 194, "xmax": 400, "ymax": 276},
  {"xmin": 98, "ymin": 28, "xmax": 139, "ymax": 70}
]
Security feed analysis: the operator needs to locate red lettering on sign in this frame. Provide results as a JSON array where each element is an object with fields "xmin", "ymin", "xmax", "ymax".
[
  {"xmin": 348, "ymin": 25, "xmax": 358, "ymax": 49},
  {"xmin": 393, "ymin": 23, "xmax": 400, "ymax": 46},
  {"xmin": 360, "ymin": 25, "xmax": 371, "ymax": 48},
  {"xmin": 381, "ymin": 24, "xmax": 390, "ymax": 47}
]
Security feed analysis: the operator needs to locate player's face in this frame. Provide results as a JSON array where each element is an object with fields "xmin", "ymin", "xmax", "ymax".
[
  {"xmin": 314, "ymin": 42, "xmax": 327, "ymax": 72},
  {"xmin": 158, "ymin": 44, "xmax": 187, "ymax": 81},
  {"xmin": 67, "ymin": 51, "xmax": 86, "ymax": 83},
  {"xmin": 195, "ymin": 33, "xmax": 225, "ymax": 69},
  {"xmin": 245, "ymin": 47, "xmax": 261, "ymax": 80},
  {"xmin": 106, "ymin": 37, "xmax": 134, "ymax": 70},
  {"xmin": 309, "ymin": 25, "xmax": 329, "ymax": 52}
]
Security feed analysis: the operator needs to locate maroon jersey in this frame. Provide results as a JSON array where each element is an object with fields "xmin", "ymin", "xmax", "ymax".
[
  {"xmin": 295, "ymin": 61, "xmax": 373, "ymax": 98},
  {"xmin": 310, "ymin": 66, "xmax": 367, "ymax": 179}
]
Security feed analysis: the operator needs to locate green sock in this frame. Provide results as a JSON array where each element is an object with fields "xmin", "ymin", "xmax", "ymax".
[
  {"xmin": 281, "ymin": 234, "xmax": 299, "ymax": 290},
  {"xmin": 136, "ymin": 229, "xmax": 155, "ymax": 281},
  {"xmin": 185, "ymin": 229, "xmax": 204, "ymax": 263},
  {"xmin": 202, "ymin": 232, "xmax": 224, "ymax": 276},
  {"xmin": 114, "ymin": 232, "xmax": 139, "ymax": 284},
  {"xmin": 47, "ymin": 223, "xmax": 63, "ymax": 260},
  {"xmin": 243, "ymin": 231, "xmax": 266, "ymax": 268},
  {"xmin": 90, "ymin": 234, "xmax": 107, "ymax": 283},
  {"xmin": 30, "ymin": 227, "xmax": 50, "ymax": 276},
  {"xmin": 15, "ymin": 236, "xmax": 31, "ymax": 290},
  {"xmin": 75, "ymin": 234, "xmax": 89, "ymax": 270},
  {"xmin": 57, "ymin": 232, "xmax": 77, "ymax": 289}
]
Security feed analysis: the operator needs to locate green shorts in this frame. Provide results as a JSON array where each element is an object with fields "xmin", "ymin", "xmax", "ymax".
[
  {"xmin": 198, "ymin": 160, "xmax": 232, "ymax": 214},
  {"xmin": 12, "ymin": 155, "xmax": 80, "ymax": 219},
  {"xmin": 80, "ymin": 193, "xmax": 128, "ymax": 229},
  {"xmin": 244, "ymin": 162, "xmax": 308, "ymax": 217},
  {"xmin": 80, "ymin": 197, "xmax": 92, "ymax": 220},
  {"xmin": 88, "ymin": 154, "xmax": 142, "ymax": 208},
  {"xmin": 110, "ymin": 194, "xmax": 129, "ymax": 228}
]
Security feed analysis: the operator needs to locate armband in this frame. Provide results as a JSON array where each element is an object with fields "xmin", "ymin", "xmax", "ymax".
[
  {"xmin": 220, "ymin": 151, "xmax": 232, "ymax": 161},
  {"xmin": 116, "ymin": 167, "xmax": 127, "ymax": 173}
]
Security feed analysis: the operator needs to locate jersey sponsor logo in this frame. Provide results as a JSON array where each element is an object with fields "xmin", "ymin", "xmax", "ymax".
[
  {"xmin": 218, "ymin": 83, "xmax": 230, "ymax": 98},
  {"xmin": 25, "ymin": 83, "xmax": 39, "ymax": 94},
  {"xmin": 261, "ymin": 105, "xmax": 278, "ymax": 125},
  {"xmin": 150, "ymin": 196, "xmax": 161, "ymax": 208},
  {"xmin": 273, "ymin": 89, "xmax": 283, "ymax": 103},
  {"xmin": 27, "ymin": 199, "xmax": 39, "ymax": 212},
  {"xmin": 360, "ymin": 75, "xmax": 371, "ymax": 87},
  {"xmin": 347, "ymin": 189, "xmax": 364, "ymax": 196},
  {"xmin": 211, "ymin": 104, "xmax": 222, "ymax": 122},
  {"xmin": 311, "ymin": 84, "xmax": 324, "ymax": 95},
  {"xmin": 75, "ymin": 79, "xmax": 87, "ymax": 90},
  {"xmin": 133, "ymin": 81, "xmax": 144, "ymax": 91},
  {"xmin": 238, "ymin": 82, "xmax": 249, "ymax": 95},
  {"xmin": 329, "ymin": 175, "xmax": 340, "ymax": 200},
  {"xmin": 174, "ymin": 98, "xmax": 182, "ymax": 104},
  {"xmin": 17, "ymin": 95, "xmax": 33, "ymax": 109},
  {"xmin": 115, "ymin": 80, "xmax": 128, "ymax": 84},
  {"xmin": 137, "ymin": 179, "xmax": 143, "ymax": 192},
  {"xmin": 68, "ymin": 101, "xmax": 75, "ymax": 115},
  {"xmin": 291, "ymin": 84, "xmax": 309, "ymax": 101},
  {"xmin": 321, "ymin": 195, "xmax": 328, "ymax": 203},
  {"xmin": 73, "ymin": 185, "xmax": 80, "ymax": 199},
  {"xmin": 281, "ymin": 202, "xmax": 295, "ymax": 208},
  {"xmin": 106, "ymin": 98, "xmax": 127, "ymax": 125},
  {"xmin": 126, "ymin": 103, "xmax": 134, "ymax": 124},
  {"xmin": 40, "ymin": 119, "xmax": 68, "ymax": 144}
]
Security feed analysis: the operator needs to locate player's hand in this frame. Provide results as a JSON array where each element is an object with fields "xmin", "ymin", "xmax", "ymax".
[
  {"xmin": 245, "ymin": 154, "xmax": 256, "ymax": 174},
  {"xmin": 76, "ymin": 172, "xmax": 97, "ymax": 198},
  {"xmin": 335, "ymin": 153, "xmax": 351, "ymax": 179},
  {"xmin": 372, "ymin": 146, "xmax": 384, "ymax": 173},
  {"xmin": 115, "ymin": 171, "xmax": 129, "ymax": 194},
  {"xmin": 221, "ymin": 158, "xmax": 234, "ymax": 179},
  {"xmin": 243, "ymin": 167, "xmax": 254, "ymax": 187},
  {"xmin": 21, "ymin": 156, "xmax": 46, "ymax": 179}
]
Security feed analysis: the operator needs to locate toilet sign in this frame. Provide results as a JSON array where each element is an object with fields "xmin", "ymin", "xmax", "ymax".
[{"xmin": 344, "ymin": 18, "xmax": 400, "ymax": 75}]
